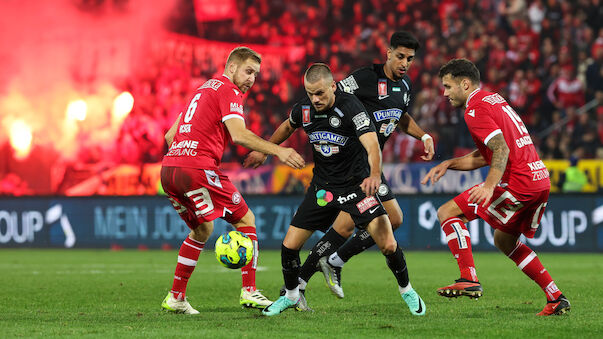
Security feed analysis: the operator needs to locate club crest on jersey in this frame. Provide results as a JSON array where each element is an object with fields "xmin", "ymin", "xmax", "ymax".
[
  {"xmin": 378, "ymin": 79, "xmax": 387, "ymax": 96},
  {"xmin": 373, "ymin": 108, "xmax": 403, "ymax": 122},
  {"xmin": 308, "ymin": 131, "xmax": 348, "ymax": 146},
  {"xmin": 232, "ymin": 192, "xmax": 242, "ymax": 204},
  {"xmin": 329, "ymin": 116, "xmax": 341, "ymax": 128},
  {"xmin": 302, "ymin": 105, "xmax": 311, "ymax": 124}
]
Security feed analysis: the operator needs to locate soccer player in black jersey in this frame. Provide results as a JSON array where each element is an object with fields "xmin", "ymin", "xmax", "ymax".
[
  {"xmin": 293, "ymin": 32, "xmax": 434, "ymax": 306},
  {"xmin": 245, "ymin": 63, "xmax": 426, "ymax": 316}
]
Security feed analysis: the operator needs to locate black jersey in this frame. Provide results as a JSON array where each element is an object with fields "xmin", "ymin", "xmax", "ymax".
[
  {"xmin": 289, "ymin": 91, "xmax": 376, "ymax": 188},
  {"xmin": 337, "ymin": 64, "xmax": 412, "ymax": 148}
]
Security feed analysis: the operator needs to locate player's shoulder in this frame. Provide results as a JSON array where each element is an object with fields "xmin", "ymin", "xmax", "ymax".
[
  {"xmin": 335, "ymin": 90, "xmax": 364, "ymax": 109},
  {"xmin": 467, "ymin": 89, "xmax": 498, "ymax": 110},
  {"xmin": 400, "ymin": 74, "xmax": 412, "ymax": 90}
]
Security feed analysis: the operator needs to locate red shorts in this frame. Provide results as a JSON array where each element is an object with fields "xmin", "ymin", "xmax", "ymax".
[
  {"xmin": 453, "ymin": 184, "xmax": 549, "ymax": 238},
  {"xmin": 160, "ymin": 166, "xmax": 249, "ymax": 229}
]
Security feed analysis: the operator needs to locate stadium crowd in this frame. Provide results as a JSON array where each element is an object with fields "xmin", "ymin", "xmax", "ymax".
[
  {"xmin": 131, "ymin": 0, "xmax": 602, "ymax": 166},
  {"xmin": 2, "ymin": 0, "xmax": 602, "ymax": 195}
]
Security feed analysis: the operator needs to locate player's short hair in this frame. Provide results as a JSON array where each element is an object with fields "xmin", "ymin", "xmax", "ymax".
[
  {"xmin": 390, "ymin": 31, "xmax": 420, "ymax": 51},
  {"xmin": 304, "ymin": 63, "xmax": 333, "ymax": 83},
  {"xmin": 226, "ymin": 47, "xmax": 262, "ymax": 66},
  {"xmin": 438, "ymin": 58, "xmax": 480, "ymax": 85}
]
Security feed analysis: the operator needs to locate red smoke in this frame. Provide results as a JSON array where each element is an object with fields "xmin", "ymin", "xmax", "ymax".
[{"xmin": 0, "ymin": 0, "xmax": 176, "ymax": 159}]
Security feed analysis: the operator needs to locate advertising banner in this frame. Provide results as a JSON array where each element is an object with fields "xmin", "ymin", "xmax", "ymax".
[{"xmin": 1, "ymin": 195, "xmax": 601, "ymax": 252}]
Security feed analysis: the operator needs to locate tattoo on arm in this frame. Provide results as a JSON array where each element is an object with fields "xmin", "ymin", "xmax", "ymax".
[{"xmin": 486, "ymin": 134, "xmax": 509, "ymax": 173}]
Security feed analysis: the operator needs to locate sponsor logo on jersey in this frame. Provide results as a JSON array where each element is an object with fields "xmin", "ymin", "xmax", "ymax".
[
  {"xmin": 393, "ymin": 87, "xmax": 401, "ymax": 92},
  {"xmin": 200, "ymin": 79, "xmax": 224, "ymax": 91},
  {"xmin": 467, "ymin": 109, "xmax": 475, "ymax": 117},
  {"xmin": 482, "ymin": 93, "xmax": 506, "ymax": 105},
  {"xmin": 379, "ymin": 122, "xmax": 396, "ymax": 137},
  {"xmin": 308, "ymin": 131, "xmax": 348, "ymax": 146},
  {"xmin": 230, "ymin": 102, "xmax": 243, "ymax": 114},
  {"xmin": 352, "ymin": 112, "xmax": 371, "ymax": 130},
  {"xmin": 179, "ymin": 124, "xmax": 192, "ymax": 133},
  {"xmin": 337, "ymin": 192, "xmax": 358, "ymax": 204},
  {"xmin": 356, "ymin": 196, "xmax": 378, "ymax": 213},
  {"xmin": 166, "ymin": 140, "xmax": 199, "ymax": 157},
  {"xmin": 373, "ymin": 108, "xmax": 403, "ymax": 122},
  {"xmin": 316, "ymin": 189, "xmax": 333, "ymax": 207},
  {"xmin": 378, "ymin": 79, "xmax": 387, "ymax": 96},
  {"xmin": 329, "ymin": 116, "xmax": 341, "ymax": 128},
  {"xmin": 339, "ymin": 75, "xmax": 359, "ymax": 93},
  {"xmin": 233, "ymin": 88, "xmax": 240, "ymax": 96},
  {"xmin": 204, "ymin": 170, "xmax": 222, "ymax": 189},
  {"xmin": 232, "ymin": 192, "xmax": 242, "ymax": 204},
  {"xmin": 313, "ymin": 144, "xmax": 340, "ymax": 157},
  {"xmin": 302, "ymin": 105, "xmax": 311, "ymax": 124}
]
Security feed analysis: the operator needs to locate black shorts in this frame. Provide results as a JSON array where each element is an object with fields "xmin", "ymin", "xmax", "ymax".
[
  {"xmin": 377, "ymin": 174, "xmax": 395, "ymax": 202},
  {"xmin": 290, "ymin": 181, "xmax": 387, "ymax": 232}
]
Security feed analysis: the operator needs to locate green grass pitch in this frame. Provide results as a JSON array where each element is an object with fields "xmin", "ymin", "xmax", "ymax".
[{"xmin": 1, "ymin": 249, "xmax": 601, "ymax": 338}]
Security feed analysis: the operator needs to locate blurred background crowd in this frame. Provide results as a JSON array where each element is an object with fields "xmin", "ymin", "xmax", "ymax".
[{"xmin": 1, "ymin": 0, "xmax": 602, "ymax": 195}]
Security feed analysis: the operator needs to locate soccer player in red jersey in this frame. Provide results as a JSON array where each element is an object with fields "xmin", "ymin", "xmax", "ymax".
[
  {"xmin": 160, "ymin": 47, "xmax": 305, "ymax": 314},
  {"xmin": 422, "ymin": 59, "xmax": 570, "ymax": 316}
]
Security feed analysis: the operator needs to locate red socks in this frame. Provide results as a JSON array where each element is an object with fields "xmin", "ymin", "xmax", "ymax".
[
  {"xmin": 508, "ymin": 242, "xmax": 562, "ymax": 301},
  {"xmin": 171, "ymin": 237, "xmax": 204, "ymax": 299},
  {"xmin": 442, "ymin": 217, "xmax": 478, "ymax": 282},
  {"xmin": 237, "ymin": 226, "xmax": 258, "ymax": 292}
]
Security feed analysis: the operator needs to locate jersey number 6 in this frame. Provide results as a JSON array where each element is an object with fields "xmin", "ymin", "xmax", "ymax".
[{"xmin": 184, "ymin": 93, "xmax": 202, "ymax": 123}]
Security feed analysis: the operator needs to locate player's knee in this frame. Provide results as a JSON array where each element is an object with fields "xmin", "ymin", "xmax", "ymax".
[
  {"xmin": 437, "ymin": 205, "xmax": 453, "ymax": 224},
  {"xmin": 380, "ymin": 240, "xmax": 398, "ymax": 255},
  {"xmin": 493, "ymin": 235, "xmax": 516, "ymax": 255},
  {"xmin": 189, "ymin": 223, "xmax": 213, "ymax": 242},
  {"xmin": 333, "ymin": 224, "xmax": 354, "ymax": 238},
  {"xmin": 234, "ymin": 209, "xmax": 255, "ymax": 227},
  {"xmin": 389, "ymin": 212, "xmax": 403, "ymax": 230}
]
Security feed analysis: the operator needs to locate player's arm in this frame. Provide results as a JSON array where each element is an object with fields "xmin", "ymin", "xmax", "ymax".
[
  {"xmin": 359, "ymin": 132, "xmax": 382, "ymax": 196},
  {"xmin": 398, "ymin": 112, "xmax": 434, "ymax": 160},
  {"xmin": 243, "ymin": 119, "xmax": 298, "ymax": 168},
  {"xmin": 468, "ymin": 133, "xmax": 509, "ymax": 206},
  {"xmin": 224, "ymin": 118, "xmax": 304, "ymax": 169},
  {"xmin": 421, "ymin": 149, "xmax": 487, "ymax": 186},
  {"xmin": 164, "ymin": 114, "xmax": 181, "ymax": 146}
]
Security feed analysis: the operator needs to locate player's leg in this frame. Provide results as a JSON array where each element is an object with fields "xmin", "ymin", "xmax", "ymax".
[
  {"xmin": 297, "ymin": 212, "xmax": 353, "ymax": 292},
  {"xmin": 162, "ymin": 220, "xmax": 213, "ymax": 314},
  {"xmin": 231, "ymin": 209, "xmax": 272, "ymax": 309},
  {"xmin": 262, "ymin": 226, "xmax": 313, "ymax": 316},
  {"xmin": 364, "ymin": 215, "xmax": 425, "ymax": 316},
  {"xmin": 334, "ymin": 198, "xmax": 403, "ymax": 265},
  {"xmin": 494, "ymin": 229, "xmax": 569, "ymax": 315},
  {"xmin": 436, "ymin": 197, "xmax": 482, "ymax": 299}
]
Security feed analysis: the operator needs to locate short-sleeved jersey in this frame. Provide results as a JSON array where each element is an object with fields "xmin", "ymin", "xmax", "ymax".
[
  {"xmin": 464, "ymin": 89, "xmax": 550, "ymax": 193},
  {"xmin": 162, "ymin": 75, "xmax": 244, "ymax": 170},
  {"xmin": 289, "ymin": 91, "xmax": 376, "ymax": 188},
  {"xmin": 337, "ymin": 64, "xmax": 412, "ymax": 148}
]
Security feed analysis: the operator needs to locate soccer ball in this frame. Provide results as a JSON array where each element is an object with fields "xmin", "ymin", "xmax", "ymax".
[{"xmin": 215, "ymin": 231, "xmax": 253, "ymax": 269}]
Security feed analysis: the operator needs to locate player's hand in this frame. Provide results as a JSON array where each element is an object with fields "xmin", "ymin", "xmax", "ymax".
[
  {"xmin": 243, "ymin": 151, "xmax": 268, "ymax": 169},
  {"xmin": 468, "ymin": 184, "xmax": 494, "ymax": 207},
  {"xmin": 421, "ymin": 161, "xmax": 449, "ymax": 185},
  {"xmin": 360, "ymin": 175, "xmax": 381, "ymax": 196},
  {"xmin": 421, "ymin": 137, "xmax": 435, "ymax": 161},
  {"xmin": 276, "ymin": 147, "xmax": 305, "ymax": 169}
]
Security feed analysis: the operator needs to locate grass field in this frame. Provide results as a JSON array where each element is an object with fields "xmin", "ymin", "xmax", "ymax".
[{"xmin": 1, "ymin": 249, "xmax": 601, "ymax": 338}]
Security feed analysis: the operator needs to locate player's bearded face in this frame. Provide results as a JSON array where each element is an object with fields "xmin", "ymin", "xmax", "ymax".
[
  {"xmin": 233, "ymin": 60, "xmax": 260, "ymax": 93},
  {"xmin": 386, "ymin": 46, "xmax": 415, "ymax": 80},
  {"xmin": 304, "ymin": 78, "xmax": 336, "ymax": 112},
  {"xmin": 441, "ymin": 74, "xmax": 466, "ymax": 108}
]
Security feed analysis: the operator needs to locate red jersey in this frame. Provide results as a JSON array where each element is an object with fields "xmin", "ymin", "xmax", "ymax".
[
  {"xmin": 162, "ymin": 75, "xmax": 245, "ymax": 170},
  {"xmin": 464, "ymin": 89, "xmax": 550, "ymax": 193}
]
